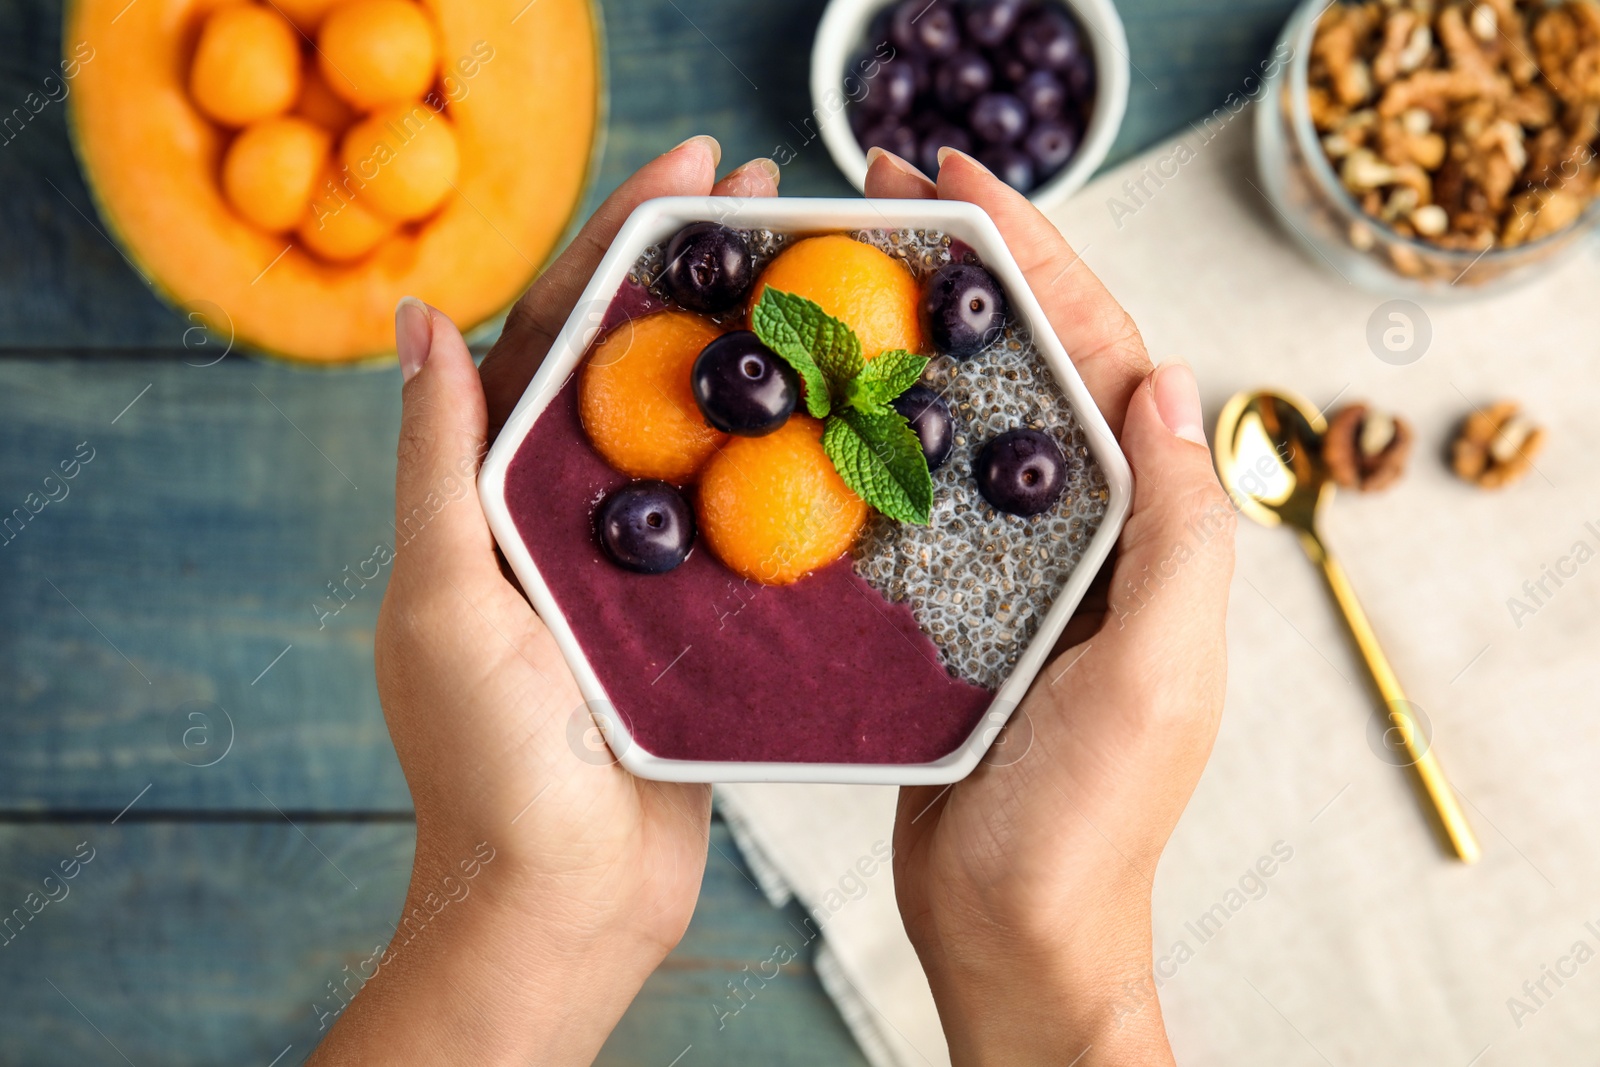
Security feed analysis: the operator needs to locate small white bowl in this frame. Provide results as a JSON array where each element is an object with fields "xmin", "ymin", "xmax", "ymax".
[
  {"xmin": 478, "ymin": 196, "xmax": 1131, "ymax": 784},
  {"xmin": 810, "ymin": 0, "xmax": 1130, "ymax": 213}
]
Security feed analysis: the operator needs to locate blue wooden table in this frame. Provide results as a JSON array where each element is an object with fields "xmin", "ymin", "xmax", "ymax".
[{"xmin": 0, "ymin": 0, "xmax": 1298, "ymax": 1061}]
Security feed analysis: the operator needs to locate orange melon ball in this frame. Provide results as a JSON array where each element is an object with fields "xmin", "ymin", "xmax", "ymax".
[
  {"xmin": 317, "ymin": 0, "xmax": 438, "ymax": 110},
  {"xmin": 697, "ymin": 415, "xmax": 868, "ymax": 585},
  {"xmin": 578, "ymin": 311, "xmax": 729, "ymax": 483},
  {"xmin": 297, "ymin": 170, "xmax": 396, "ymax": 261},
  {"xmin": 294, "ymin": 66, "xmax": 358, "ymax": 132},
  {"xmin": 339, "ymin": 104, "xmax": 459, "ymax": 220},
  {"xmin": 222, "ymin": 117, "xmax": 330, "ymax": 232},
  {"xmin": 189, "ymin": 4, "xmax": 301, "ymax": 127},
  {"xmin": 751, "ymin": 235, "xmax": 926, "ymax": 361},
  {"xmin": 273, "ymin": 0, "xmax": 339, "ymax": 32}
]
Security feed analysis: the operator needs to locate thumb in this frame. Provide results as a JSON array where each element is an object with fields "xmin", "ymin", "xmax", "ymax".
[
  {"xmin": 392, "ymin": 297, "xmax": 494, "ymax": 578},
  {"xmin": 1101, "ymin": 360, "xmax": 1236, "ymax": 642}
]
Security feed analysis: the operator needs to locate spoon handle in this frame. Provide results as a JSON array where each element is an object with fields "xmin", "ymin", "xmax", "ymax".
[{"xmin": 1297, "ymin": 532, "xmax": 1482, "ymax": 864}]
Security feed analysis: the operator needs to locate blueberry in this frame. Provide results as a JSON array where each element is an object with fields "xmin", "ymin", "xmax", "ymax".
[
  {"xmin": 887, "ymin": 0, "xmax": 921, "ymax": 50},
  {"xmin": 691, "ymin": 331, "xmax": 800, "ymax": 436},
  {"xmin": 968, "ymin": 92, "xmax": 1028, "ymax": 144},
  {"xmin": 974, "ymin": 429, "xmax": 1067, "ymax": 516},
  {"xmin": 892, "ymin": 385, "xmax": 956, "ymax": 470},
  {"xmin": 933, "ymin": 50, "xmax": 992, "ymax": 110},
  {"xmin": 963, "ymin": 0, "xmax": 1024, "ymax": 46},
  {"xmin": 889, "ymin": 0, "xmax": 961, "ymax": 57},
  {"xmin": 872, "ymin": 58, "xmax": 920, "ymax": 115},
  {"xmin": 917, "ymin": 122, "xmax": 971, "ymax": 176},
  {"xmin": 1017, "ymin": 69, "xmax": 1065, "ymax": 120},
  {"xmin": 661, "ymin": 223, "xmax": 754, "ymax": 314},
  {"xmin": 920, "ymin": 263, "xmax": 1007, "ymax": 358},
  {"xmin": 1016, "ymin": 9, "xmax": 1082, "ymax": 71},
  {"xmin": 857, "ymin": 118, "xmax": 920, "ymax": 162},
  {"xmin": 1064, "ymin": 49, "xmax": 1095, "ymax": 97},
  {"xmin": 978, "ymin": 144, "xmax": 1036, "ymax": 192},
  {"xmin": 596, "ymin": 481, "xmax": 696, "ymax": 573},
  {"xmin": 987, "ymin": 48, "xmax": 1031, "ymax": 88},
  {"xmin": 1025, "ymin": 118, "xmax": 1080, "ymax": 175}
]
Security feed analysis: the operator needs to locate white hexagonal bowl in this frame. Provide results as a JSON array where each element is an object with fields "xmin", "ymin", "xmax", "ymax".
[{"xmin": 478, "ymin": 196, "xmax": 1130, "ymax": 784}]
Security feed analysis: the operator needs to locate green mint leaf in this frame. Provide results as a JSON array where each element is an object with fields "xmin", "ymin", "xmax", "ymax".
[
  {"xmin": 751, "ymin": 289, "xmax": 832, "ymax": 418},
  {"xmin": 811, "ymin": 314, "xmax": 864, "ymax": 385},
  {"xmin": 845, "ymin": 349, "xmax": 929, "ymax": 411},
  {"xmin": 822, "ymin": 407, "xmax": 933, "ymax": 526},
  {"xmin": 749, "ymin": 288, "xmax": 865, "ymax": 416}
]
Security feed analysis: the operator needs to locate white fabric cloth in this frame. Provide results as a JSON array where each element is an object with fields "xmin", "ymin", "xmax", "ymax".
[{"xmin": 717, "ymin": 113, "xmax": 1600, "ymax": 1066}]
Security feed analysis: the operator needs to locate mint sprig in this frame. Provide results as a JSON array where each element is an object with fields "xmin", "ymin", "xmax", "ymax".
[
  {"xmin": 750, "ymin": 288, "xmax": 836, "ymax": 417},
  {"xmin": 751, "ymin": 288, "xmax": 934, "ymax": 525},
  {"xmin": 846, "ymin": 349, "xmax": 927, "ymax": 410},
  {"xmin": 823, "ymin": 407, "xmax": 934, "ymax": 525}
]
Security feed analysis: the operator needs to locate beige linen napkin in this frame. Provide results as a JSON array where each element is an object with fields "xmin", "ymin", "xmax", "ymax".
[{"xmin": 718, "ymin": 112, "xmax": 1600, "ymax": 1067}]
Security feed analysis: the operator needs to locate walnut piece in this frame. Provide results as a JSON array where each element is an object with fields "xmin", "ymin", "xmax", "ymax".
[
  {"xmin": 1324, "ymin": 402, "xmax": 1414, "ymax": 491},
  {"xmin": 1450, "ymin": 399, "xmax": 1547, "ymax": 488},
  {"xmin": 1310, "ymin": 0, "xmax": 1600, "ymax": 253}
]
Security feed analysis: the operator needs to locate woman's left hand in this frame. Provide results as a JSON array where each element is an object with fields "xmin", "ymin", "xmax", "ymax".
[{"xmin": 309, "ymin": 136, "xmax": 780, "ymax": 1067}]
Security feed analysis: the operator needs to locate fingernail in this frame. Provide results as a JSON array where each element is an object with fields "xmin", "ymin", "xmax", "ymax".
[
  {"xmin": 865, "ymin": 146, "xmax": 929, "ymax": 181},
  {"xmin": 936, "ymin": 146, "xmax": 990, "ymax": 174},
  {"xmin": 1152, "ymin": 358, "xmax": 1207, "ymax": 446},
  {"xmin": 396, "ymin": 296, "xmax": 432, "ymax": 382},
  {"xmin": 730, "ymin": 156, "xmax": 781, "ymax": 186},
  {"xmin": 672, "ymin": 134, "xmax": 722, "ymax": 168}
]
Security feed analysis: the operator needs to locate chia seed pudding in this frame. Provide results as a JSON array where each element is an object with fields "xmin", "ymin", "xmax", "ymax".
[{"xmin": 848, "ymin": 230, "xmax": 1108, "ymax": 689}]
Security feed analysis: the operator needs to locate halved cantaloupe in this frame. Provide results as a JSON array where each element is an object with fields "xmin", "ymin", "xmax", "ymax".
[{"xmin": 65, "ymin": 0, "xmax": 601, "ymax": 364}]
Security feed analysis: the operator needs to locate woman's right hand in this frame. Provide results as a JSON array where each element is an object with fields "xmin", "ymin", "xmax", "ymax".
[{"xmin": 866, "ymin": 146, "xmax": 1236, "ymax": 1066}]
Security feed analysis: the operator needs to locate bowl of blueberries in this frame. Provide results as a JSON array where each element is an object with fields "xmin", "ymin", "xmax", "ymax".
[{"xmin": 812, "ymin": 0, "xmax": 1129, "ymax": 210}]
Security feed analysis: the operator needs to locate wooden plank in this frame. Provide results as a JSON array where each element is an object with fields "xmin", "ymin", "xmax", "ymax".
[
  {"xmin": 0, "ymin": 0, "xmax": 177, "ymax": 348},
  {"xmin": 0, "ymin": 357, "xmax": 410, "ymax": 811},
  {"xmin": 0, "ymin": 819, "xmax": 867, "ymax": 1066},
  {"xmin": 0, "ymin": 0, "xmax": 1300, "ymax": 348}
]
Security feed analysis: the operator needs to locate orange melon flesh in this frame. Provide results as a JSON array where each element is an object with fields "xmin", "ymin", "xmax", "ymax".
[
  {"xmin": 578, "ymin": 311, "xmax": 729, "ymax": 483},
  {"xmin": 294, "ymin": 66, "xmax": 358, "ymax": 131},
  {"xmin": 697, "ymin": 415, "xmax": 868, "ymax": 585},
  {"xmin": 298, "ymin": 169, "xmax": 397, "ymax": 261},
  {"xmin": 222, "ymin": 116, "xmax": 330, "ymax": 232},
  {"xmin": 188, "ymin": 3, "xmax": 302, "ymax": 127},
  {"xmin": 66, "ymin": 0, "xmax": 600, "ymax": 364},
  {"xmin": 752, "ymin": 235, "xmax": 927, "ymax": 361},
  {"xmin": 340, "ymin": 104, "xmax": 460, "ymax": 221},
  {"xmin": 318, "ymin": 0, "xmax": 439, "ymax": 110},
  {"xmin": 273, "ymin": 0, "xmax": 340, "ymax": 33}
]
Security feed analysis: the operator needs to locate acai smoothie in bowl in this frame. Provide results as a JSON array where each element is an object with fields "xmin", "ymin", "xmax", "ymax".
[{"xmin": 478, "ymin": 197, "xmax": 1130, "ymax": 784}]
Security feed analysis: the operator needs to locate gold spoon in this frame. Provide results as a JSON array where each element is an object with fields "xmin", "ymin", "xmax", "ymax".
[{"xmin": 1214, "ymin": 388, "xmax": 1481, "ymax": 864}]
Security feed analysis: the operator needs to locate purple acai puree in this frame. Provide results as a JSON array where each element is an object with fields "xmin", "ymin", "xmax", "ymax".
[
  {"xmin": 504, "ymin": 381, "xmax": 993, "ymax": 766},
  {"xmin": 597, "ymin": 278, "xmax": 666, "ymax": 334}
]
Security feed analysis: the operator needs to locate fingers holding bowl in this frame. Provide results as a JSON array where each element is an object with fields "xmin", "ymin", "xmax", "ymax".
[
  {"xmin": 711, "ymin": 156, "xmax": 782, "ymax": 198},
  {"xmin": 932, "ymin": 149, "xmax": 1150, "ymax": 435},
  {"xmin": 863, "ymin": 147, "xmax": 938, "ymax": 199}
]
